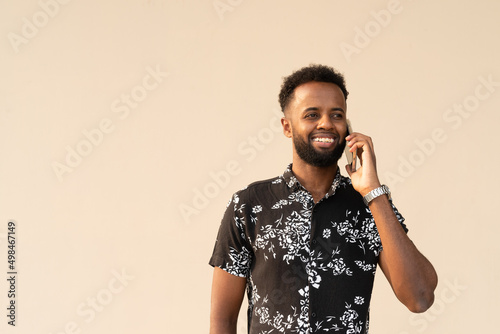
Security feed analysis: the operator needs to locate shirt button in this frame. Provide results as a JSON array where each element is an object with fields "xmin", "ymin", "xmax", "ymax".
[
  {"xmin": 311, "ymin": 312, "xmax": 317, "ymax": 318},
  {"xmin": 311, "ymin": 239, "xmax": 317, "ymax": 245}
]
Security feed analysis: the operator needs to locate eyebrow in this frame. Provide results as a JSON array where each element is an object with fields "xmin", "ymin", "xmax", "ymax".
[{"xmin": 303, "ymin": 107, "xmax": 345, "ymax": 113}]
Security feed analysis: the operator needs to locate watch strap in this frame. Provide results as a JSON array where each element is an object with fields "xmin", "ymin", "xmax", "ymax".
[{"xmin": 363, "ymin": 185, "xmax": 391, "ymax": 206}]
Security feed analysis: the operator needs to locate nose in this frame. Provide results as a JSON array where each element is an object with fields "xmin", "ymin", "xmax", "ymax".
[{"xmin": 317, "ymin": 113, "xmax": 334, "ymax": 130}]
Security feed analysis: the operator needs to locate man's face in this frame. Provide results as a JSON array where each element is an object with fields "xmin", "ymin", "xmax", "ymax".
[{"xmin": 282, "ymin": 81, "xmax": 348, "ymax": 168}]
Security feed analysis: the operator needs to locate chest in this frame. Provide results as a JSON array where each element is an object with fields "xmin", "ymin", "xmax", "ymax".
[{"xmin": 241, "ymin": 193, "xmax": 382, "ymax": 273}]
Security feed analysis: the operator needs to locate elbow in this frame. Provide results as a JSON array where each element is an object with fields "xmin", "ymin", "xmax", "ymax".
[
  {"xmin": 405, "ymin": 270, "xmax": 438, "ymax": 313},
  {"xmin": 407, "ymin": 291, "xmax": 435, "ymax": 313},
  {"xmin": 398, "ymin": 278, "xmax": 438, "ymax": 313}
]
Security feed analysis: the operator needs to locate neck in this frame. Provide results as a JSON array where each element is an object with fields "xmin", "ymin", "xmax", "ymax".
[{"xmin": 291, "ymin": 158, "xmax": 338, "ymax": 203}]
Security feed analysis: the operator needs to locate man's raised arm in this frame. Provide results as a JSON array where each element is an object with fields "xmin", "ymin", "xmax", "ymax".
[{"xmin": 346, "ymin": 132, "xmax": 438, "ymax": 313}]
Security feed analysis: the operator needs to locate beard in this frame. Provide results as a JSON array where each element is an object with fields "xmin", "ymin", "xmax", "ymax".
[{"xmin": 293, "ymin": 132, "xmax": 346, "ymax": 168}]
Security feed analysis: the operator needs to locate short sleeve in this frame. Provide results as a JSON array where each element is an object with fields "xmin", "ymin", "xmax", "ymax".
[
  {"xmin": 390, "ymin": 200, "xmax": 408, "ymax": 233},
  {"xmin": 209, "ymin": 192, "xmax": 253, "ymax": 278}
]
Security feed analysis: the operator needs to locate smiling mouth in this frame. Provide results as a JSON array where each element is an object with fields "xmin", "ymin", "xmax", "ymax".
[{"xmin": 312, "ymin": 137, "xmax": 334, "ymax": 143}]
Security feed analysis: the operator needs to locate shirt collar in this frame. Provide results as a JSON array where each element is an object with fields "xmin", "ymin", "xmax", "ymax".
[{"xmin": 282, "ymin": 163, "xmax": 343, "ymax": 199}]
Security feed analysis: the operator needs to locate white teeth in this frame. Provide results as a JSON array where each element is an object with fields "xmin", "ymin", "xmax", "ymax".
[{"xmin": 313, "ymin": 137, "xmax": 334, "ymax": 143}]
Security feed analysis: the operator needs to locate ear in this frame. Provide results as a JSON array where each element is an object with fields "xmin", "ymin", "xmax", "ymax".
[{"xmin": 281, "ymin": 116, "xmax": 292, "ymax": 138}]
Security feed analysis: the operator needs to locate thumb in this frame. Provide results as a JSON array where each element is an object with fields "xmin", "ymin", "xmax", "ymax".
[{"xmin": 345, "ymin": 164, "xmax": 352, "ymax": 177}]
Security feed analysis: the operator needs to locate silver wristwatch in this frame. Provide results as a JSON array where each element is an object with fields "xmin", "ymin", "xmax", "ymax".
[{"xmin": 363, "ymin": 185, "xmax": 391, "ymax": 206}]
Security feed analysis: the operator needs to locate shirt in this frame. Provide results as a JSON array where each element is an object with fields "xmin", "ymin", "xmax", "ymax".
[{"xmin": 209, "ymin": 164, "xmax": 407, "ymax": 334}]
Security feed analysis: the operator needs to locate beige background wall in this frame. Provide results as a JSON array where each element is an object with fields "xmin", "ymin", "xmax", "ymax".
[{"xmin": 1, "ymin": 0, "xmax": 499, "ymax": 333}]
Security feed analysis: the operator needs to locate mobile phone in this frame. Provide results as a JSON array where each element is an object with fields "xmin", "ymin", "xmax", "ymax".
[{"xmin": 344, "ymin": 119, "xmax": 357, "ymax": 171}]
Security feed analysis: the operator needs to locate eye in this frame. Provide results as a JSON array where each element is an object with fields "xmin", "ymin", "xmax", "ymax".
[
  {"xmin": 331, "ymin": 113, "xmax": 344, "ymax": 119},
  {"xmin": 305, "ymin": 113, "xmax": 318, "ymax": 119}
]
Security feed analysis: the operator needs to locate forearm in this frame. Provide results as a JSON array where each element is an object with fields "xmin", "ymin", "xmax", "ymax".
[{"xmin": 369, "ymin": 195, "xmax": 438, "ymax": 312}]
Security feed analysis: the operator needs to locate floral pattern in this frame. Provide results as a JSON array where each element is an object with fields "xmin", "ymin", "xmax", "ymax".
[{"xmin": 210, "ymin": 164, "xmax": 407, "ymax": 333}]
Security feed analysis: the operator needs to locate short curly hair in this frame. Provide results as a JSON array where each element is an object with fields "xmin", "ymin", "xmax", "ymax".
[{"xmin": 278, "ymin": 64, "xmax": 349, "ymax": 112}]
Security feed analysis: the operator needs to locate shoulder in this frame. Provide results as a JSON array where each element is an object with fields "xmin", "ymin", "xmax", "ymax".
[
  {"xmin": 228, "ymin": 175, "xmax": 286, "ymax": 208},
  {"xmin": 239, "ymin": 175, "xmax": 285, "ymax": 197}
]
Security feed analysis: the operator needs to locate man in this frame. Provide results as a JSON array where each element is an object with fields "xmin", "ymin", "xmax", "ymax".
[{"xmin": 209, "ymin": 64, "xmax": 437, "ymax": 334}]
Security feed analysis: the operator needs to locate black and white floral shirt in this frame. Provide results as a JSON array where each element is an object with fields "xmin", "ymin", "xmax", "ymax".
[{"xmin": 209, "ymin": 164, "xmax": 407, "ymax": 334}]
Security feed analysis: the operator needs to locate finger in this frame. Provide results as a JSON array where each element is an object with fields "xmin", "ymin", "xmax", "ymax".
[
  {"xmin": 349, "ymin": 134, "xmax": 374, "ymax": 151},
  {"xmin": 345, "ymin": 163, "xmax": 360, "ymax": 176},
  {"xmin": 351, "ymin": 139, "xmax": 375, "ymax": 160},
  {"xmin": 349, "ymin": 140, "xmax": 366, "ymax": 153},
  {"xmin": 347, "ymin": 134, "xmax": 368, "ymax": 147}
]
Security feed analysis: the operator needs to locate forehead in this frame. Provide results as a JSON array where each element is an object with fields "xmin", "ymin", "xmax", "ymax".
[{"xmin": 291, "ymin": 81, "xmax": 346, "ymax": 109}]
